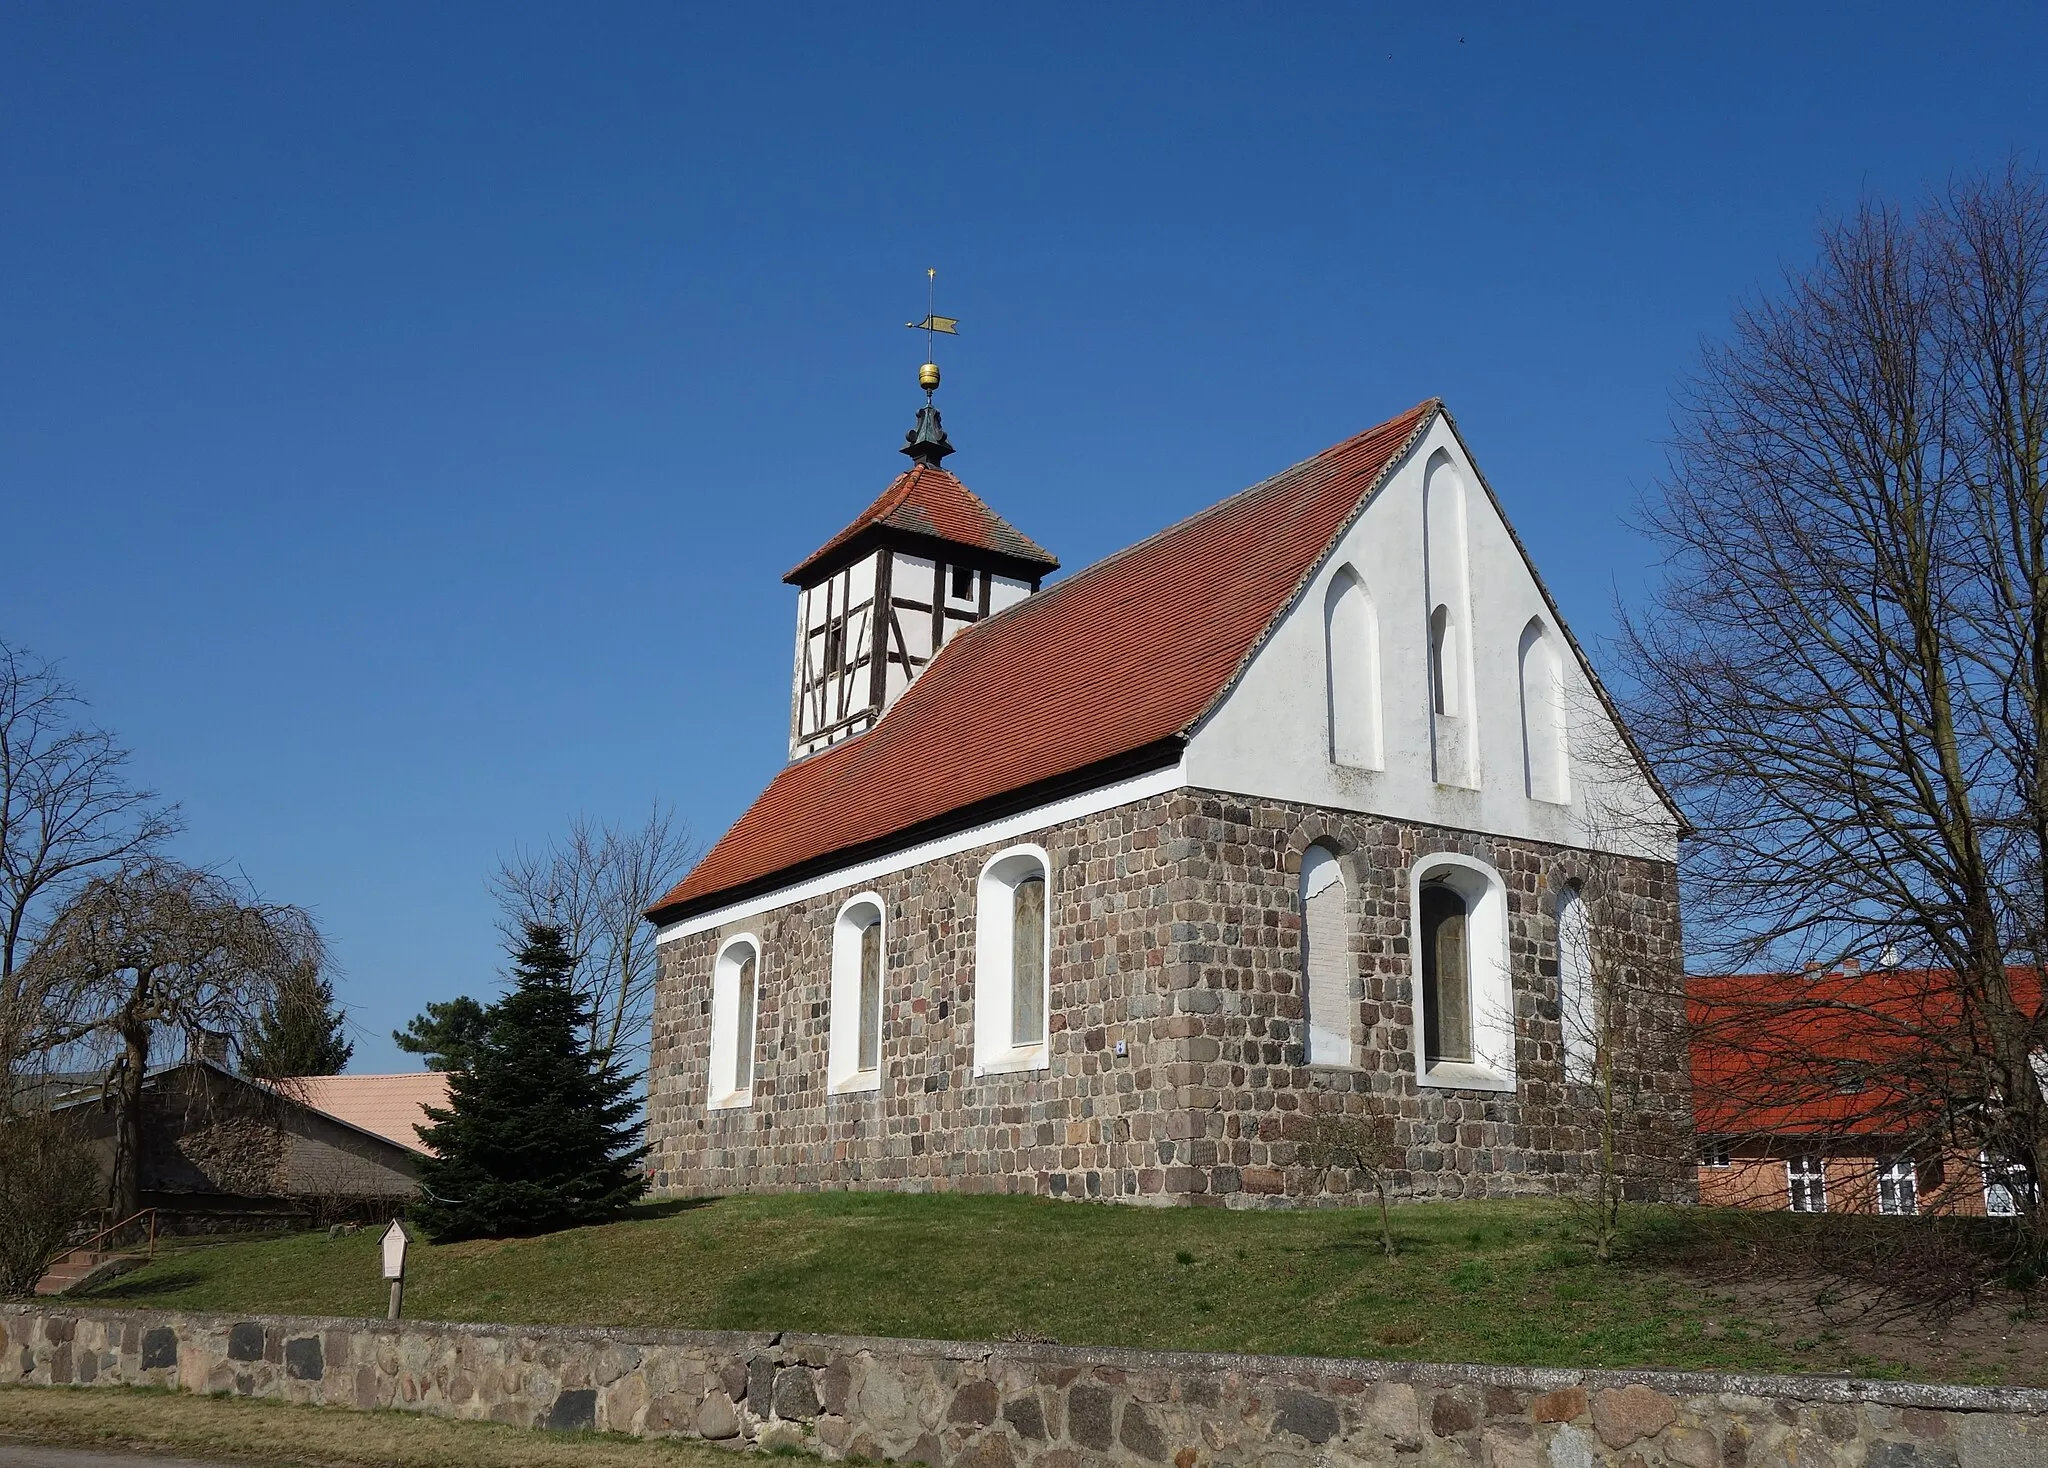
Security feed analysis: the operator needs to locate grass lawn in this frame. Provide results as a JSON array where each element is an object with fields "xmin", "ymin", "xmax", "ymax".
[
  {"xmin": 61, "ymin": 1194, "xmax": 2046, "ymax": 1386},
  {"xmin": 0, "ymin": 1384, "xmax": 745, "ymax": 1468}
]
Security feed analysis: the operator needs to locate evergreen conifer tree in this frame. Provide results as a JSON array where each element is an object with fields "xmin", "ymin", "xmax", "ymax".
[
  {"xmin": 412, "ymin": 922, "xmax": 646, "ymax": 1241},
  {"xmin": 243, "ymin": 964, "xmax": 353, "ymax": 1078}
]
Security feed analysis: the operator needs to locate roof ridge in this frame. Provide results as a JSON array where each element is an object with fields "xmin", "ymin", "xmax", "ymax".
[{"xmin": 924, "ymin": 399, "xmax": 1440, "ymax": 653}]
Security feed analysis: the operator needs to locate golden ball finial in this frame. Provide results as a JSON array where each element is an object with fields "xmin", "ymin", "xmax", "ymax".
[{"xmin": 919, "ymin": 361, "xmax": 941, "ymax": 392}]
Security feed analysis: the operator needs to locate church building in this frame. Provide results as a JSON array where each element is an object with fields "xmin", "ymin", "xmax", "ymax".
[{"xmin": 645, "ymin": 362, "xmax": 1693, "ymax": 1208}]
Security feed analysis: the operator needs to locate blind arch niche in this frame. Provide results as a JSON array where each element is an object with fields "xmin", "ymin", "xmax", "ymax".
[{"xmin": 1324, "ymin": 566, "xmax": 1383, "ymax": 769}]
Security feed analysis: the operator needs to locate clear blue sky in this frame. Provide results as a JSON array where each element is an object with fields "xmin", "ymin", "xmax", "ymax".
[{"xmin": 4, "ymin": 4, "xmax": 2043, "ymax": 1071}]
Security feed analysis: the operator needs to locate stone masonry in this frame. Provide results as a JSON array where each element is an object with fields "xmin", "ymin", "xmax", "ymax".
[
  {"xmin": 4, "ymin": 1303, "xmax": 2040, "ymax": 1467},
  {"xmin": 647, "ymin": 787, "xmax": 1692, "ymax": 1207}
]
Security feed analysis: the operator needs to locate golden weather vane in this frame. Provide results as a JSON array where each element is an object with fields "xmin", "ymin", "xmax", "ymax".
[{"xmin": 905, "ymin": 267, "xmax": 958, "ymax": 395}]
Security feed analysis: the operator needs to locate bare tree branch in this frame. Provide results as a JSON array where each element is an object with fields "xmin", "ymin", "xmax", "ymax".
[
  {"xmin": 489, "ymin": 804, "xmax": 695, "ymax": 1062},
  {"xmin": 1620, "ymin": 163, "xmax": 2048, "ymax": 1249}
]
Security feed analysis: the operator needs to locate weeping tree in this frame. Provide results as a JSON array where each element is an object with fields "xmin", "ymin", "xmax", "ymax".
[
  {"xmin": 0, "ymin": 638, "xmax": 179, "ymax": 1098},
  {"xmin": 1620, "ymin": 163, "xmax": 2048, "ymax": 1251},
  {"xmin": 24, "ymin": 859, "xmax": 324, "ymax": 1218}
]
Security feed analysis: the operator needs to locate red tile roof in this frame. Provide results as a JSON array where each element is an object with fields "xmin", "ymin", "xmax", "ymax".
[
  {"xmin": 785, "ymin": 464, "xmax": 1059, "ymax": 584},
  {"xmin": 653, "ymin": 400, "xmax": 1439, "ymax": 923},
  {"xmin": 275, "ymin": 1072, "xmax": 451, "ymax": 1156},
  {"xmin": 1687, "ymin": 967, "xmax": 2047, "ymax": 1137}
]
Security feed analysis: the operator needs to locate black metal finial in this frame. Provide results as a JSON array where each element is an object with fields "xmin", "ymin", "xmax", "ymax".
[{"xmin": 902, "ymin": 400, "xmax": 955, "ymax": 468}]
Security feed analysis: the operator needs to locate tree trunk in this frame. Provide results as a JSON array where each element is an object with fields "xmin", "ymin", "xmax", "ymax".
[{"xmin": 110, "ymin": 1022, "xmax": 150, "ymax": 1220}]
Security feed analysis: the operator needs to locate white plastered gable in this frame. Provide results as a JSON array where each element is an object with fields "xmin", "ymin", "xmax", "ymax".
[{"xmin": 1182, "ymin": 413, "xmax": 1678, "ymax": 863}]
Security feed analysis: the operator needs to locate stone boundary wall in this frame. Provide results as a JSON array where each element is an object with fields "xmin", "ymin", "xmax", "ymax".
[{"xmin": 5, "ymin": 1305, "xmax": 2042, "ymax": 1467}]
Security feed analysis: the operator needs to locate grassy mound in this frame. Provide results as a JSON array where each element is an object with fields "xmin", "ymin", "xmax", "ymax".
[{"xmin": 66, "ymin": 1193, "xmax": 2044, "ymax": 1384}]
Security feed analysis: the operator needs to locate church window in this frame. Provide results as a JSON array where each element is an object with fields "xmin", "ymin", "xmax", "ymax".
[
  {"xmin": 1787, "ymin": 1156, "xmax": 1826, "ymax": 1212},
  {"xmin": 1557, "ymin": 882, "xmax": 1596, "ymax": 1084},
  {"xmin": 823, "ymin": 620, "xmax": 846, "ymax": 676},
  {"xmin": 951, "ymin": 563, "xmax": 974, "ymax": 600},
  {"xmin": 1301, "ymin": 845, "xmax": 1353, "ymax": 1066},
  {"xmin": 1324, "ymin": 567, "xmax": 1382, "ymax": 769},
  {"xmin": 1421, "ymin": 884, "xmax": 1471, "ymax": 1064},
  {"xmin": 1012, "ymin": 875, "xmax": 1046, "ymax": 1046},
  {"xmin": 1518, "ymin": 618, "xmax": 1568, "ymax": 803},
  {"xmin": 973, "ymin": 845, "xmax": 1053, "ymax": 1075},
  {"xmin": 708, "ymin": 936, "xmax": 761, "ymax": 1110},
  {"xmin": 1410, "ymin": 855, "xmax": 1514, "ymax": 1091},
  {"xmin": 828, "ymin": 895, "xmax": 886, "ymax": 1093}
]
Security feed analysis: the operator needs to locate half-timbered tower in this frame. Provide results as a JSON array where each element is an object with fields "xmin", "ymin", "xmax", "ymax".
[
  {"xmin": 786, "ymin": 402, "xmax": 1057, "ymax": 759},
  {"xmin": 648, "ymin": 391, "xmax": 1696, "ymax": 1209}
]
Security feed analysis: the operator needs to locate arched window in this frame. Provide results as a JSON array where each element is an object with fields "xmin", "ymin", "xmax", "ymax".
[
  {"xmin": 828, "ymin": 895, "xmax": 885, "ymax": 1093},
  {"xmin": 1325, "ymin": 568, "xmax": 1382, "ymax": 769},
  {"xmin": 1420, "ymin": 882, "xmax": 1471, "ymax": 1063},
  {"xmin": 1557, "ymin": 882, "xmax": 1595, "ymax": 1084},
  {"xmin": 1429, "ymin": 605, "xmax": 1458, "ymax": 718},
  {"xmin": 974, "ymin": 845, "xmax": 1052, "ymax": 1075},
  {"xmin": 1519, "ymin": 618, "xmax": 1568, "ymax": 803},
  {"xmin": 708, "ymin": 936, "xmax": 761, "ymax": 1110},
  {"xmin": 1410, "ymin": 855, "xmax": 1514, "ymax": 1091},
  {"xmin": 1301, "ymin": 845, "xmax": 1353, "ymax": 1066}
]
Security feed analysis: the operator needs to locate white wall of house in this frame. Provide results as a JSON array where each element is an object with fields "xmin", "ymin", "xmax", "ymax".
[{"xmin": 1184, "ymin": 415, "xmax": 1676, "ymax": 862}]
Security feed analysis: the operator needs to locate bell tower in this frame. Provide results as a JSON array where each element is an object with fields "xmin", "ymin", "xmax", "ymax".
[{"xmin": 784, "ymin": 292, "xmax": 1057, "ymax": 759}]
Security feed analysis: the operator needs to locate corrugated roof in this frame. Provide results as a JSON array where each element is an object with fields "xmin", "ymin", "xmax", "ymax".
[
  {"xmin": 785, "ymin": 464, "xmax": 1059, "ymax": 584},
  {"xmin": 277, "ymin": 1072, "xmax": 451, "ymax": 1156},
  {"xmin": 654, "ymin": 400, "xmax": 1438, "ymax": 923}
]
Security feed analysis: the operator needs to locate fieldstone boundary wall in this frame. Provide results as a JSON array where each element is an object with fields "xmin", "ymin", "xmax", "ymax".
[{"xmin": 4, "ymin": 1305, "xmax": 2043, "ymax": 1468}]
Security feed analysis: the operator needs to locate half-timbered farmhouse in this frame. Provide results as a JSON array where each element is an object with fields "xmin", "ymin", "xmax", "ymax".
[{"xmin": 645, "ymin": 387, "xmax": 1694, "ymax": 1207}]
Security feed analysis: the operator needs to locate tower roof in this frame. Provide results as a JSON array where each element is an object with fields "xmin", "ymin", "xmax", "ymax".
[
  {"xmin": 654, "ymin": 400, "xmax": 1439, "ymax": 924},
  {"xmin": 784, "ymin": 464, "xmax": 1060, "ymax": 586}
]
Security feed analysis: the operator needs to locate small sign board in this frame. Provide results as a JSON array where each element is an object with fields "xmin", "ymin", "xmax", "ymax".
[{"xmin": 380, "ymin": 1220, "xmax": 409, "ymax": 1281}]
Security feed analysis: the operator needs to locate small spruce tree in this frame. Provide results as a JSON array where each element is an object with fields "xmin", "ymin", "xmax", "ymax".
[
  {"xmin": 412, "ymin": 922, "xmax": 646, "ymax": 1241},
  {"xmin": 243, "ymin": 964, "xmax": 354, "ymax": 1078}
]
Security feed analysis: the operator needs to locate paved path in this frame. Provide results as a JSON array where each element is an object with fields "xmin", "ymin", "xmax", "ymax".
[{"xmin": 0, "ymin": 1447, "xmax": 244, "ymax": 1468}]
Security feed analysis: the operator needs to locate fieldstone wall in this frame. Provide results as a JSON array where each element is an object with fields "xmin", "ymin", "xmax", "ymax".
[
  {"xmin": 4, "ymin": 1305, "xmax": 2040, "ymax": 1467},
  {"xmin": 648, "ymin": 786, "xmax": 1691, "ymax": 1208}
]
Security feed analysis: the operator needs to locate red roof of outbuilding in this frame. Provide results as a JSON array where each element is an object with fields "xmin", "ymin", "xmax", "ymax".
[
  {"xmin": 785, "ymin": 464, "xmax": 1060, "ymax": 585},
  {"xmin": 1687, "ymin": 967, "xmax": 2047, "ymax": 1137},
  {"xmin": 653, "ymin": 400, "xmax": 1439, "ymax": 922}
]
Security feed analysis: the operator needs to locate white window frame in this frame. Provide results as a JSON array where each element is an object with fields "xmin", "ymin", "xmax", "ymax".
[
  {"xmin": 827, "ymin": 893, "xmax": 885, "ymax": 1094},
  {"xmin": 1701, "ymin": 1145, "xmax": 1732, "ymax": 1169},
  {"xmin": 1301, "ymin": 845, "xmax": 1355, "ymax": 1068},
  {"xmin": 973, "ymin": 844, "xmax": 1052, "ymax": 1077},
  {"xmin": 707, "ymin": 934, "xmax": 761, "ymax": 1111},
  {"xmin": 1983, "ymin": 1152, "xmax": 2028, "ymax": 1217},
  {"xmin": 1409, "ymin": 854, "xmax": 1515, "ymax": 1093},
  {"xmin": 1877, "ymin": 1156, "xmax": 1918, "ymax": 1216},
  {"xmin": 1787, "ymin": 1155, "xmax": 1826, "ymax": 1212}
]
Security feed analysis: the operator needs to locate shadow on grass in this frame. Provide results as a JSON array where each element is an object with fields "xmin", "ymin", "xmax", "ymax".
[
  {"xmin": 623, "ymin": 1197, "xmax": 719, "ymax": 1222},
  {"xmin": 81, "ymin": 1270, "xmax": 207, "ymax": 1299}
]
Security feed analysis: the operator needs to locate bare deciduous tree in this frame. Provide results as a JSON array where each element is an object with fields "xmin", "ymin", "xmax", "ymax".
[
  {"xmin": 489, "ymin": 805, "xmax": 695, "ymax": 1061},
  {"xmin": 24, "ymin": 859, "xmax": 324, "ymax": 1218},
  {"xmin": 1295, "ymin": 1089, "xmax": 1404, "ymax": 1255},
  {"xmin": 0, "ymin": 1110, "xmax": 102, "ymax": 1298},
  {"xmin": 0, "ymin": 640, "xmax": 179, "ymax": 1093},
  {"xmin": 1621, "ymin": 163, "xmax": 2048, "ymax": 1251}
]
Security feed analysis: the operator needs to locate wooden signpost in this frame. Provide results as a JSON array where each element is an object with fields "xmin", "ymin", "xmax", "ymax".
[{"xmin": 381, "ymin": 1220, "xmax": 409, "ymax": 1321}]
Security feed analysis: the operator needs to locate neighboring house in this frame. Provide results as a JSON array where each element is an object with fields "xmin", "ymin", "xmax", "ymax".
[
  {"xmin": 45, "ymin": 1061, "xmax": 447, "ymax": 1229},
  {"xmin": 645, "ymin": 394, "xmax": 1693, "ymax": 1208},
  {"xmin": 1688, "ymin": 966, "xmax": 2042, "ymax": 1218}
]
